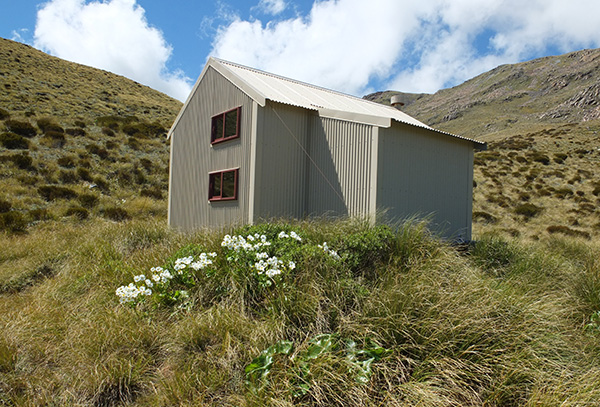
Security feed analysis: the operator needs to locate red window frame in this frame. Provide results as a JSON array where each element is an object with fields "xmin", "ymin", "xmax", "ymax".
[
  {"xmin": 211, "ymin": 107, "xmax": 241, "ymax": 144},
  {"xmin": 208, "ymin": 168, "xmax": 239, "ymax": 201}
]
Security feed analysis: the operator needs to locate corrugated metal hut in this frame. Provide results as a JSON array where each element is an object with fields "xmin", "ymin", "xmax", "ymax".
[{"xmin": 167, "ymin": 58, "xmax": 486, "ymax": 240}]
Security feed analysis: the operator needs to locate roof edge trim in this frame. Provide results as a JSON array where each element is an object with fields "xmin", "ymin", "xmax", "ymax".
[{"xmin": 318, "ymin": 108, "xmax": 392, "ymax": 128}]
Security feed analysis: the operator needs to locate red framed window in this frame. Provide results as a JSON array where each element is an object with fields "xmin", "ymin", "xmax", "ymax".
[
  {"xmin": 209, "ymin": 168, "xmax": 239, "ymax": 201},
  {"xmin": 211, "ymin": 107, "xmax": 241, "ymax": 144}
]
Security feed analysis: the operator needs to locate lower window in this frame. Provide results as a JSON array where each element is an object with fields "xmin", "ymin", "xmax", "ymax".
[{"xmin": 209, "ymin": 168, "xmax": 239, "ymax": 201}]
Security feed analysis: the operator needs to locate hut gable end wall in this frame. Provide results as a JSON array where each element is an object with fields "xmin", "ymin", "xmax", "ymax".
[{"xmin": 168, "ymin": 66, "xmax": 254, "ymax": 229}]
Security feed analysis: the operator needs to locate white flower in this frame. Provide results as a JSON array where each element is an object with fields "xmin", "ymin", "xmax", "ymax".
[
  {"xmin": 256, "ymin": 252, "xmax": 269, "ymax": 260},
  {"xmin": 288, "ymin": 261, "xmax": 296, "ymax": 270},
  {"xmin": 278, "ymin": 231, "xmax": 289, "ymax": 239},
  {"xmin": 290, "ymin": 231, "xmax": 301, "ymax": 241},
  {"xmin": 145, "ymin": 279, "xmax": 153, "ymax": 288},
  {"xmin": 133, "ymin": 274, "xmax": 145, "ymax": 282},
  {"xmin": 266, "ymin": 268, "xmax": 282, "ymax": 278}
]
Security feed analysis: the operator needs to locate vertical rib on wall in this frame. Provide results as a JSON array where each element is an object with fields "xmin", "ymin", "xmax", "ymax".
[
  {"xmin": 168, "ymin": 66, "xmax": 254, "ymax": 229},
  {"xmin": 307, "ymin": 117, "xmax": 373, "ymax": 217}
]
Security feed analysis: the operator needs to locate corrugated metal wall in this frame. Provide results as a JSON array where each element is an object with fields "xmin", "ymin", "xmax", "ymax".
[
  {"xmin": 168, "ymin": 66, "xmax": 254, "ymax": 229},
  {"xmin": 306, "ymin": 117, "xmax": 374, "ymax": 217},
  {"xmin": 376, "ymin": 122, "xmax": 473, "ymax": 240},
  {"xmin": 252, "ymin": 102, "xmax": 309, "ymax": 220}
]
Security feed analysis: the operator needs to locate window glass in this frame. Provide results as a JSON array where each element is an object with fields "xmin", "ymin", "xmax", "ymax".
[
  {"xmin": 222, "ymin": 170, "xmax": 235, "ymax": 198},
  {"xmin": 224, "ymin": 109, "xmax": 238, "ymax": 138},
  {"xmin": 212, "ymin": 115, "xmax": 224, "ymax": 142}
]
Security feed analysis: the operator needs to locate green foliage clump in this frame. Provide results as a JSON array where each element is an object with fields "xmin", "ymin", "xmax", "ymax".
[
  {"xmin": 101, "ymin": 206, "xmax": 130, "ymax": 221},
  {"xmin": 8, "ymin": 152, "xmax": 33, "ymax": 170},
  {"xmin": 0, "ymin": 211, "xmax": 27, "ymax": 233},
  {"xmin": 37, "ymin": 185, "xmax": 78, "ymax": 201},
  {"xmin": 514, "ymin": 202, "xmax": 543, "ymax": 219},
  {"xmin": 78, "ymin": 193, "xmax": 99, "ymax": 209},
  {"xmin": 65, "ymin": 127, "xmax": 86, "ymax": 137},
  {"xmin": 37, "ymin": 117, "xmax": 64, "ymax": 134},
  {"xmin": 0, "ymin": 199, "xmax": 12, "ymax": 214},
  {"xmin": 0, "ymin": 108, "xmax": 10, "ymax": 120},
  {"xmin": 41, "ymin": 131, "xmax": 66, "ymax": 148},
  {"xmin": 4, "ymin": 119, "xmax": 36, "ymax": 137},
  {"xmin": 57, "ymin": 155, "xmax": 76, "ymax": 168},
  {"xmin": 336, "ymin": 224, "xmax": 395, "ymax": 275},
  {"xmin": 140, "ymin": 187, "xmax": 163, "ymax": 200},
  {"xmin": 529, "ymin": 151, "xmax": 550, "ymax": 165},
  {"xmin": 64, "ymin": 205, "xmax": 89, "ymax": 220},
  {"xmin": 0, "ymin": 132, "xmax": 29, "ymax": 149}
]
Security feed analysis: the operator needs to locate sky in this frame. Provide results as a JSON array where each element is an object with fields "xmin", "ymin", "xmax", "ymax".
[{"xmin": 2, "ymin": 0, "xmax": 600, "ymax": 102}]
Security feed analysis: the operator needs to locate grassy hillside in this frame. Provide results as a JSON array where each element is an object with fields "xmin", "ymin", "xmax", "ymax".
[
  {"xmin": 0, "ymin": 38, "xmax": 182, "ymax": 233},
  {"xmin": 1, "ymin": 218, "xmax": 600, "ymax": 405}
]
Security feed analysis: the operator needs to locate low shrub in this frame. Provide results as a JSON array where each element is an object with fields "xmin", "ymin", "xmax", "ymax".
[
  {"xmin": 76, "ymin": 167, "xmax": 93, "ymax": 182},
  {"xmin": 57, "ymin": 155, "xmax": 76, "ymax": 168},
  {"xmin": 529, "ymin": 151, "xmax": 550, "ymax": 165},
  {"xmin": 41, "ymin": 131, "xmax": 66, "ymax": 148},
  {"xmin": 37, "ymin": 185, "xmax": 78, "ymax": 201},
  {"xmin": 65, "ymin": 128, "xmax": 86, "ymax": 137},
  {"xmin": 554, "ymin": 153, "xmax": 568, "ymax": 164},
  {"xmin": 78, "ymin": 193, "xmax": 99, "ymax": 209},
  {"xmin": 86, "ymin": 143, "xmax": 109, "ymax": 159},
  {"xmin": 0, "ymin": 199, "xmax": 11, "ymax": 213},
  {"xmin": 101, "ymin": 127, "xmax": 115, "ymax": 137},
  {"xmin": 0, "ymin": 108, "xmax": 9, "ymax": 120},
  {"xmin": 554, "ymin": 188, "xmax": 574, "ymax": 199},
  {"xmin": 101, "ymin": 206, "xmax": 130, "ymax": 222},
  {"xmin": 64, "ymin": 205, "xmax": 89, "ymax": 220},
  {"xmin": 473, "ymin": 211, "xmax": 497, "ymax": 223},
  {"xmin": 546, "ymin": 225, "xmax": 591, "ymax": 240},
  {"xmin": 140, "ymin": 187, "xmax": 163, "ymax": 200},
  {"xmin": 28, "ymin": 208, "xmax": 51, "ymax": 222},
  {"xmin": 37, "ymin": 118, "xmax": 64, "ymax": 134},
  {"xmin": 0, "ymin": 211, "xmax": 27, "ymax": 233},
  {"xmin": 59, "ymin": 170, "xmax": 78, "ymax": 184},
  {"xmin": 0, "ymin": 132, "xmax": 29, "ymax": 149},
  {"xmin": 9, "ymin": 152, "xmax": 33, "ymax": 170},
  {"xmin": 514, "ymin": 203, "xmax": 543, "ymax": 219},
  {"xmin": 5, "ymin": 120, "xmax": 36, "ymax": 138}
]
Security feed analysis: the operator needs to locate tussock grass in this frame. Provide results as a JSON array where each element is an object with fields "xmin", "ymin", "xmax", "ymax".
[{"xmin": 1, "ymin": 218, "xmax": 600, "ymax": 405}]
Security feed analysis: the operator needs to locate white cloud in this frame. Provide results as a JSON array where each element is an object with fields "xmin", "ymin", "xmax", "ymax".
[
  {"xmin": 33, "ymin": 0, "xmax": 192, "ymax": 101},
  {"xmin": 210, "ymin": 0, "xmax": 600, "ymax": 96},
  {"xmin": 256, "ymin": 0, "xmax": 287, "ymax": 16}
]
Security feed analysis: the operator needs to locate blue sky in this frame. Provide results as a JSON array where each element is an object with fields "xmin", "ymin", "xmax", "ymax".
[{"xmin": 2, "ymin": 0, "xmax": 600, "ymax": 102}]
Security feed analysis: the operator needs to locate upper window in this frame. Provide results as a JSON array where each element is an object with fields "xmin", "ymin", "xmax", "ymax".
[
  {"xmin": 211, "ymin": 107, "xmax": 241, "ymax": 144},
  {"xmin": 209, "ymin": 168, "xmax": 239, "ymax": 201}
]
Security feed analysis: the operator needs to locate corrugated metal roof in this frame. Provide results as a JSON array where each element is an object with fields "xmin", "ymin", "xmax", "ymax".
[
  {"xmin": 214, "ymin": 58, "xmax": 429, "ymax": 128},
  {"xmin": 169, "ymin": 57, "xmax": 486, "ymax": 149}
]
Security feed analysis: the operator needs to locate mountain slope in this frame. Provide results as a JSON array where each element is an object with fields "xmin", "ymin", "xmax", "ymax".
[
  {"xmin": 0, "ymin": 38, "xmax": 182, "ymax": 232},
  {"xmin": 366, "ymin": 48, "xmax": 600, "ymax": 141},
  {"xmin": 0, "ymin": 38, "xmax": 181, "ymax": 124}
]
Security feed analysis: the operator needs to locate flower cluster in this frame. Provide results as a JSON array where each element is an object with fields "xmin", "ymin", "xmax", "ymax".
[
  {"xmin": 174, "ymin": 252, "xmax": 217, "ymax": 273},
  {"xmin": 254, "ymin": 253, "xmax": 296, "ymax": 278},
  {"xmin": 116, "ymin": 281, "xmax": 152, "ymax": 304},
  {"xmin": 318, "ymin": 242, "xmax": 341, "ymax": 260},
  {"xmin": 221, "ymin": 234, "xmax": 271, "ymax": 252},
  {"xmin": 116, "ymin": 252, "xmax": 217, "ymax": 306},
  {"xmin": 278, "ymin": 230, "xmax": 302, "ymax": 242}
]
